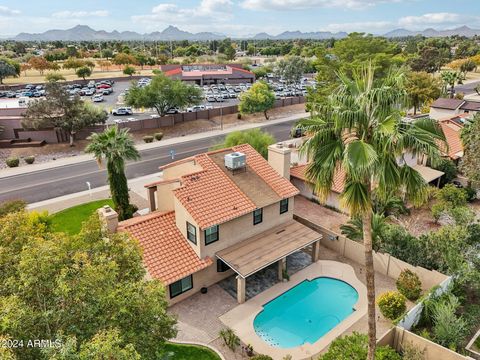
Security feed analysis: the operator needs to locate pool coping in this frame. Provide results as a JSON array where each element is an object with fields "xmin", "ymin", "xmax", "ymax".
[{"xmin": 219, "ymin": 260, "xmax": 367, "ymax": 360}]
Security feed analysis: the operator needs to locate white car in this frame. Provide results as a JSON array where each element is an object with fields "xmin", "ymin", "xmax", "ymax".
[
  {"xmin": 186, "ymin": 105, "xmax": 206, "ymax": 112},
  {"xmin": 112, "ymin": 107, "xmax": 133, "ymax": 116},
  {"xmin": 92, "ymin": 94, "xmax": 104, "ymax": 102}
]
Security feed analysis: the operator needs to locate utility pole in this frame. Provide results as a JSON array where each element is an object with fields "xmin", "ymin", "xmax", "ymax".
[{"xmin": 220, "ymin": 106, "xmax": 223, "ymax": 130}]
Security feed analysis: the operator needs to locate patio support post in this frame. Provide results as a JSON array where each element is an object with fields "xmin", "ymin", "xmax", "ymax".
[
  {"xmin": 312, "ymin": 240, "xmax": 320, "ymax": 262},
  {"xmin": 277, "ymin": 257, "xmax": 287, "ymax": 281},
  {"xmin": 237, "ymin": 276, "xmax": 246, "ymax": 304}
]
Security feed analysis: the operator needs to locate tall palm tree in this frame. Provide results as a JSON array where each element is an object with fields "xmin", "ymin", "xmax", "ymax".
[
  {"xmin": 299, "ymin": 64, "xmax": 444, "ymax": 359},
  {"xmin": 85, "ymin": 126, "xmax": 140, "ymax": 221},
  {"xmin": 440, "ymin": 70, "xmax": 461, "ymax": 98}
]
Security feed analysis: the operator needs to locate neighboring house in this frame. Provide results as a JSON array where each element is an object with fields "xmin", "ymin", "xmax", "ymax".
[
  {"xmin": 438, "ymin": 114, "xmax": 467, "ymax": 161},
  {"xmin": 288, "ymin": 139, "xmax": 444, "ymax": 214},
  {"xmin": 429, "ymin": 98, "xmax": 480, "ymax": 120},
  {"xmin": 101, "ymin": 143, "xmax": 322, "ymax": 305}
]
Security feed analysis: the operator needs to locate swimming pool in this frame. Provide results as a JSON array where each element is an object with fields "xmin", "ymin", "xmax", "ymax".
[{"xmin": 253, "ymin": 277, "xmax": 359, "ymax": 348}]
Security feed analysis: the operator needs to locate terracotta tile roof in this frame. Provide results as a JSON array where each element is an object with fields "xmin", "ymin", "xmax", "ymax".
[
  {"xmin": 290, "ymin": 163, "xmax": 346, "ymax": 193},
  {"xmin": 170, "ymin": 144, "xmax": 298, "ymax": 229},
  {"xmin": 118, "ymin": 211, "xmax": 212, "ymax": 285},
  {"xmin": 233, "ymin": 144, "xmax": 300, "ymax": 198},
  {"xmin": 431, "ymin": 98, "xmax": 465, "ymax": 110},
  {"xmin": 144, "ymin": 178, "xmax": 180, "ymax": 189},
  {"xmin": 174, "ymin": 154, "xmax": 257, "ymax": 229},
  {"xmin": 439, "ymin": 119, "xmax": 464, "ymax": 160},
  {"xmin": 232, "ymin": 67, "xmax": 255, "ymax": 75}
]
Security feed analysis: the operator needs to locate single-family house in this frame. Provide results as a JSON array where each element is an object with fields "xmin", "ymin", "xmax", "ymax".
[{"xmin": 429, "ymin": 98, "xmax": 480, "ymax": 120}]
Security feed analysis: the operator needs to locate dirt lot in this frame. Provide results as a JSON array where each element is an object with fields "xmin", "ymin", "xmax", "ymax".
[{"xmin": 0, "ymin": 104, "xmax": 305, "ymax": 169}]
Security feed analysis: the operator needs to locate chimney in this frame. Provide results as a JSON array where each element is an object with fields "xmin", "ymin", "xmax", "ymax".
[
  {"xmin": 97, "ymin": 205, "xmax": 118, "ymax": 233},
  {"xmin": 268, "ymin": 143, "xmax": 291, "ymax": 179}
]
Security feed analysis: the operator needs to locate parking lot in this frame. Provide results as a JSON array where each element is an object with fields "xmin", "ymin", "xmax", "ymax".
[{"xmin": 0, "ymin": 76, "xmax": 314, "ymax": 125}]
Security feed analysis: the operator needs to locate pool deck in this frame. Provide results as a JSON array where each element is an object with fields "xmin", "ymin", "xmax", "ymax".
[{"xmin": 219, "ymin": 260, "xmax": 367, "ymax": 360}]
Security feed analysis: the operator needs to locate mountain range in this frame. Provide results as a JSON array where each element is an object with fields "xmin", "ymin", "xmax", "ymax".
[{"xmin": 9, "ymin": 25, "xmax": 480, "ymax": 41}]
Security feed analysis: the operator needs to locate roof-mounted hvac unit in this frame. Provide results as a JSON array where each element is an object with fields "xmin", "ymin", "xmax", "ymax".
[{"xmin": 224, "ymin": 152, "xmax": 247, "ymax": 173}]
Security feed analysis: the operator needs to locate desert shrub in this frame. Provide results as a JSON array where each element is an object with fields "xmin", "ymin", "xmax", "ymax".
[
  {"xmin": 376, "ymin": 346, "xmax": 402, "ymax": 360},
  {"xmin": 377, "ymin": 291, "xmax": 407, "ymax": 320},
  {"xmin": 464, "ymin": 186, "xmax": 477, "ymax": 202},
  {"xmin": 431, "ymin": 294, "xmax": 467, "ymax": 350},
  {"xmin": 396, "ymin": 269, "xmax": 422, "ymax": 301},
  {"xmin": 24, "ymin": 155, "xmax": 35, "ymax": 164},
  {"xmin": 433, "ymin": 159, "xmax": 457, "ymax": 186},
  {"xmin": 143, "ymin": 135, "xmax": 154, "ymax": 143},
  {"xmin": 153, "ymin": 132, "xmax": 164, "ymax": 141},
  {"xmin": 6, "ymin": 157, "xmax": 19, "ymax": 167},
  {"xmin": 401, "ymin": 342, "xmax": 426, "ymax": 360},
  {"xmin": 0, "ymin": 199, "xmax": 27, "ymax": 217},
  {"xmin": 318, "ymin": 333, "xmax": 402, "ymax": 360},
  {"xmin": 219, "ymin": 328, "xmax": 240, "ymax": 352},
  {"xmin": 251, "ymin": 356, "xmax": 273, "ymax": 360}
]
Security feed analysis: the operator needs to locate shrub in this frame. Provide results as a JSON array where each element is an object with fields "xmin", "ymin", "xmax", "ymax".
[
  {"xmin": 251, "ymin": 356, "xmax": 273, "ymax": 360},
  {"xmin": 401, "ymin": 342, "xmax": 426, "ymax": 360},
  {"xmin": 431, "ymin": 294, "xmax": 467, "ymax": 350},
  {"xmin": 143, "ymin": 135, "xmax": 154, "ymax": 143},
  {"xmin": 219, "ymin": 328, "xmax": 240, "ymax": 352},
  {"xmin": 6, "ymin": 157, "xmax": 19, "ymax": 167},
  {"xmin": 24, "ymin": 155, "xmax": 35, "ymax": 164},
  {"xmin": 464, "ymin": 186, "xmax": 477, "ymax": 202},
  {"xmin": 377, "ymin": 291, "xmax": 407, "ymax": 320},
  {"xmin": 0, "ymin": 200, "xmax": 27, "ymax": 218},
  {"xmin": 376, "ymin": 346, "xmax": 402, "ymax": 360},
  {"xmin": 433, "ymin": 159, "xmax": 457, "ymax": 187},
  {"xmin": 153, "ymin": 132, "xmax": 164, "ymax": 141},
  {"xmin": 396, "ymin": 269, "xmax": 422, "ymax": 301},
  {"xmin": 319, "ymin": 332, "xmax": 402, "ymax": 360}
]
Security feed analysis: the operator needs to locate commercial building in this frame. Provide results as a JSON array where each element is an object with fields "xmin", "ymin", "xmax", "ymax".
[{"xmin": 160, "ymin": 64, "xmax": 255, "ymax": 85}]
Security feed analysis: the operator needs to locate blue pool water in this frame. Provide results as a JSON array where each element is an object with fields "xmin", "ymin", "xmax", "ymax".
[{"xmin": 253, "ymin": 277, "xmax": 358, "ymax": 348}]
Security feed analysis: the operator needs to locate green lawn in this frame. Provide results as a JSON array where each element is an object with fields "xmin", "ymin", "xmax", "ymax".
[
  {"xmin": 163, "ymin": 343, "xmax": 221, "ymax": 360},
  {"xmin": 51, "ymin": 199, "xmax": 114, "ymax": 235}
]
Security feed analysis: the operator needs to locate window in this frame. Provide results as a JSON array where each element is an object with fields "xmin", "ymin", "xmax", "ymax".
[
  {"xmin": 217, "ymin": 259, "xmax": 230, "ymax": 272},
  {"xmin": 186, "ymin": 222, "xmax": 197, "ymax": 244},
  {"xmin": 204, "ymin": 225, "xmax": 219, "ymax": 245},
  {"xmin": 169, "ymin": 275, "xmax": 193, "ymax": 298},
  {"xmin": 253, "ymin": 208, "xmax": 263, "ymax": 225},
  {"xmin": 280, "ymin": 198, "xmax": 289, "ymax": 214}
]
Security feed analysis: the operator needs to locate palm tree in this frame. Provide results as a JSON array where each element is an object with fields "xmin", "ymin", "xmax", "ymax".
[
  {"xmin": 85, "ymin": 126, "xmax": 140, "ymax": 221},
  {"xmin": 440, "ymin": 70, "xmax": 461, "ymax": 98},
  {"xmin": 340, "ymin": 213, "xmax": 389, "ymax": 251},
  {"xmin": 299, "ymin": 64, "xmax": 444, "ymax": 359}
]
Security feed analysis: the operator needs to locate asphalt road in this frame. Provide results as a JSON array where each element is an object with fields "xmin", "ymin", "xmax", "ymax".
[
  {"xmin": 0, "ymin": 120, "xmax": 297, "ymax": 204},
  {"xmin": 456, "ymin": 80, "xmax": 480, "ymax": 95}
]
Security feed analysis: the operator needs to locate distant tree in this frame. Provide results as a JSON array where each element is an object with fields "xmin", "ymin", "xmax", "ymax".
[
  {"xmin": 28, "ymin": 56, "xmax": 53, "ymax": 75},
  {"xmin": 123, "ymin": 65, "xmax": 136, "ymax": 77},
  {"xmin": 22, "ymin": 82, "xmax": 107, "ymax": 146},
  {"xmin": 45, "ymin": 72, "xmax": 66, "ymax": 82},
  {"xmin": 409, "ymin": 46, "xmax": 450, "ymax": 73},
  {"xmin": 0, "ymin": 59, "xmax": 18, "ymax": 84},
  {"xmin": 211, "ymin": 128, "xmax": 276, "ymax": 159},
  {"xmin": 85, "ymin": 126, "xmax": 140, "ymax": 220},
  {"xmin": 134, "ymin": 53, "xmax": 147, "ymax": 69},
  {"xmin": 275, "ymin": 56, "xmax": 306, "ymax": 84},
  {"xmin": 97, "ymin": 60, "xmax": 112, "ymax": 71},
  {"xmin": 224, "ymin": 45, "xmax": 236, "ymax": 61},
  {"xmin": 125, "ymin": 74, "xmax": 203, "ymax": 116},
  {"xmin": 20, "ymin": 63, "xmax": 31, "ymax": 76},
  {"xmin": 63, "ymin": 57, "xmax": 85, "ymax": 70},
  {"xmin": 76, "ymin": 66, "xmax": 92, "ymax": 81},
  {"xmin": 238, "ymin": 81, "xmax": 276, "ymax": 119},
  {"xmin": 102, "ymin": 48, "xmax": 114, "ymax": 59},
  {"xmin": 405, "ymin": 71, "xmax": 441, "ymax": 115},
  {"xmin": 113, "ymin": 53, "xmax": 138, "ymax": 66}
]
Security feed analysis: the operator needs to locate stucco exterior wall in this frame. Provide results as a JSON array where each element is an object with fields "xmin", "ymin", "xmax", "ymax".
[
  {"xmin": 429, "ymin": 107, "xmax": 458, "ymax": 120},
  {"xmin": 291, "ymin": 178, "xmax": 349, "ymax": 214},
  {"xmin": 162, "ymin": 160, "xmax": 203, "ymax": 180}
]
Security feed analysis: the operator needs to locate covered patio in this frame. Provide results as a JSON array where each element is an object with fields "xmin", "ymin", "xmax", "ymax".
[{"xmin": 216, "ymin": 220, "xmax": 322, "ymax": 303}]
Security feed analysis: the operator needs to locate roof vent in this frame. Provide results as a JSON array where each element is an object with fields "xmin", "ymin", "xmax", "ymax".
[{"xmin": 224, "ymin": 152, "xmax": 246, "ymax": 171}]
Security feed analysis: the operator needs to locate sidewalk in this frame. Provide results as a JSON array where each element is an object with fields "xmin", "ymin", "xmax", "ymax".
[
  {"xmin": 0, "ymin": 111, "xmax": 306, "ymax": 179},
  {"xmin": 27, "ymin": 172, "xmax": 161, "ymax": 214}
]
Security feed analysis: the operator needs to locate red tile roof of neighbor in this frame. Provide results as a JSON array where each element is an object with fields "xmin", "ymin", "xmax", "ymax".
[
  {"xmin": 163, "ymin": 68, "xmax": 182, "ymax": 76},
  {"xmin": 439, "ymin": 118, "xmax": 464, "ymax": 160},
  {"xmin": 290, "ymin": 164, "xmax": 346, "ymax": 193},
  {"xmin": 118, "ymin": 211, "xmax": 213, "ymax": 285}
]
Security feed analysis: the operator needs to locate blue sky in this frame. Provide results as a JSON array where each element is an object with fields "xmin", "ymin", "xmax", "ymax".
[{"xmin": 1, "ymin": 0, "xmax": 479, "ymax": 37}]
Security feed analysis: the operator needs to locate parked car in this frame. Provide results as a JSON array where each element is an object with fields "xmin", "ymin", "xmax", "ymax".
[
  {"xmin": 112, "ymin": 107, "xmax": 133, "ymax": 116},
  {"xmin": 97, "ymin": 83, "xmax": 112, "ymax": 89},
  {"xmin": 166, "ymin": 107, "xmax": 179, "ymax": 114},
  {"xmin": 92, "ymin": 94, "xmax": 104, "ymax": 102},
  {"xmin": 186, "ymin": 105, "xmax": 206, "ymax": 112}
]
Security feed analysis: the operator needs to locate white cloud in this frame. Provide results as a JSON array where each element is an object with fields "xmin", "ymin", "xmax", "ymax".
[
  {"xmin": 0, "ymin": 6, "xmax": 20, "ymax": 16},
  {"xmin": 133, "ymin": 0, "xmax": 233, "ymax": 25},
  {"xmin": 51, "ymin": 10, "xmax": 109, "ymax": 19},
  {"xmin": 241, "ymin": 0, "xmax": 400, "ymax": 11},
  {"xmin": 398, "ymin": 12, "xmax": 462, "ymax": 27}
]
